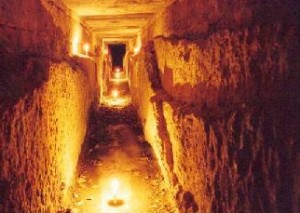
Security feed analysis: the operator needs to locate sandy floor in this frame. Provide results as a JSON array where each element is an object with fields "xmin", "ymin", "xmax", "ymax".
[{"xmin": 68, "ymin": 87, "xmax": 176, "ymax": 213}]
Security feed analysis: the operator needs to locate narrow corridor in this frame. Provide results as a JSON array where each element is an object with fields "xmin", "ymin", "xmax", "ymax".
[
  {"xmin": 69, "ymin": 83, "xmax": 176, "ymax": 213},
  {"xmin": 1, "ymin": 1, "xmax": 299, "ymax": 212}
]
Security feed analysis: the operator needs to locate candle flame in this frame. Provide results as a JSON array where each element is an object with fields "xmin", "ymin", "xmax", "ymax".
[
  {"xmin": 111, "ymin": 179, "xmax": 119, "ymax": 196},
  {"xmin": 83, "ymin": 43, "xmax": 90, "ymax": 55},
  {"xmin": 133, "ymin": 46, "xmax": 141, "ymax": 55},
  {"xmin": 112, "ymin": 90, "xmax": 119, "ymax": 99},
  {"xmin": 104, "ymin": 48, "xmax": 108, "ymax": 55}
]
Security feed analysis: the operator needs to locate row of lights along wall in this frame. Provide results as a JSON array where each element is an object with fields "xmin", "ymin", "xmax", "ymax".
[{"xmin": 72, "ymin": 40, "xmax": 90, "ymax": 56}]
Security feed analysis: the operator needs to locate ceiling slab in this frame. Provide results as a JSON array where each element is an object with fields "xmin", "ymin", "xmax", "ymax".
[
  {"xmin": 62, "ymin": 0, "xmax": 171, "ymax": 16},
  {"xmin": 62, "ymin": 0, "xmax": 175, "ymax": 41},
  {"xmin": 84, "ymin": 13, "xmax": 150, "ymax": 30}
]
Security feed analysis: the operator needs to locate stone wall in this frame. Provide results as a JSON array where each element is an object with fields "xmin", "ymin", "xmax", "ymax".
[
  {"xmin": 0, "ymin": 59, "xmax": 95, "ymax": 213},
  {"xmin": 0, "ymin": 0, "xmax": 97, "ymax": 212},
  {"xmin": 131, "ymin": 0, "xmax": 300, "ymax": 212},
  {"xmin": 130, "ymin": 43, "xmax": 174, "ymax": 186},
  {"xmin": 0, "ymin": 0, "xmax": 92, "ymax": 56}
]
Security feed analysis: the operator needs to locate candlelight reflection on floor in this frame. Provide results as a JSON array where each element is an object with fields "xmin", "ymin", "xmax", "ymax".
[{"xmin": 69, "ymin": 99, "xmax": 176, "ymax": 213}]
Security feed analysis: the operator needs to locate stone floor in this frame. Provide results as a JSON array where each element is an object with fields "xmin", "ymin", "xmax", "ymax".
[{"xmin": 67, "ymin": 93, "xmax": 176, "ymax": 213}]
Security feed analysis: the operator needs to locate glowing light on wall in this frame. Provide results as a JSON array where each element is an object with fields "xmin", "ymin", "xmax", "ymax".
[
  {"xmin": 71, "ymin": 23, "xmax": 82, "ymax": 55},
  {"xmin": 104, "ymin": 48, "xmax": 109, "ymax": 55},
  {"xmin": 83, "ymin": 43, "xmax": 90, "ymax": 56},
  {"xmin": 133, "ymin": 46, "xmax": 141, "ymax": 55},
  {"xmin": 72, "ymin": 37, "xmax": 79, "ymax": 55},
  {"xmin": 133, "ymin": 33, "xmax": 142, "ymax": 55}
]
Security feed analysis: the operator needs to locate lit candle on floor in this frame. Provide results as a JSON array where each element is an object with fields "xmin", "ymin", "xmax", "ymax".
[
  {"xmin": 112, "ymin": 179, "xmax": 119, "ymax": 199},
  {"xmin": 112, "ymin": 90, "xmax": 119, "ymax": 99},
  {"xmin": 108, "ymin": 178, "xmax": 124, "ymax": 207},
  {"xmin": 115, "ymin": 72, "xmax": 121, "ymax": 78}
]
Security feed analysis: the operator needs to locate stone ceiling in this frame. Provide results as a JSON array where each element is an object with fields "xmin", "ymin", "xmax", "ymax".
[{"xmin": 62, "ymin": 0, "xmax": 175, "ymax": 41}]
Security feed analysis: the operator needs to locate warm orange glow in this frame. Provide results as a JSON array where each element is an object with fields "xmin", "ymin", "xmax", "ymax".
[
  {"xmin": 114, "ymin": 72, "xmax": 121, "ymax": 79},
  {"xmin": 102, "ymin": 94, "xmax": 131, "ymax": 108},
  {"xmin": 83, "ymin": 43, "xmax": 90, "ymax": 55},
  {"xmin": 111, "ymin": 178, "xmax": 119, "ymax": 196},
  {"xmin": 133, "ymin": 33, "xmax": 142, "ymax": 55},
  {"xmin": 71, "ymin": 22, "xmax": 82, "ymax": 55},
  {"xmin": 108, "ymin": 178, "xmax": 125, "ymax": 207},
  {"xmin": 110, "ymin": 78, "xmax": 128, "ymax": 84},
  {"xmin": 98, "ymin": 176, "xmax": 131, "ymax": 212},
  {"xmin": 112, "ymin": 90, "xmax": 119, "ymax": 99},
  {"xmin": 104, "ymin": 48, "xmax": 109, "ymax": 55},
  {"xmin": 42, "ymin": 63, "xmax": 90, "ymax": 207},
  {"xmin": 113, "ymin": 67, "xmax": 124, "ymax": 79},
  {"xmin": 133, "ymin": 46, "xmax": 141, "ymax": 55},
  {"xmin": 72, "ymin": 37, "xmax": 79, "ymax": 55}
]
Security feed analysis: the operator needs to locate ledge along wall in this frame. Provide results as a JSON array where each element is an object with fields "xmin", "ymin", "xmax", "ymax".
[
  {"xmin": 0, "ymin": 0, "xmax": 98, "ymax": 212},
  {"xmin": 129, "ymin": 0, "xmax": 300, "ymax": 212}
]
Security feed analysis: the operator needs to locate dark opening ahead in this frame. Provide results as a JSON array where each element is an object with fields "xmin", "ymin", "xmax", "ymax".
[{"xmin": 108, "ymin": 44, "xmax": 126, "ymax": 68}]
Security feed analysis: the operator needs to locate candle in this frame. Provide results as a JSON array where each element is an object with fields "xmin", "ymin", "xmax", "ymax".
[
  {"xmin": 104, "ymin": 48, "xmax": 108, "ymax": 55},
  {"xmin": 108, "ymin": 178, "xmax": 124, "ymax": 207},
  {"xmin": 112, "ymin": 90, "xmax": 119, "ymax": 99},
  {"xmin": 83, "ymin": 43, "xmax": 90, "ymax": 55},
  {"xmin": 111, "ymin": 179, "xmax": 119, "ymax": 198}
]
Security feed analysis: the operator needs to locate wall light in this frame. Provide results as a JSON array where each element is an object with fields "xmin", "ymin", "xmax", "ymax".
[
  {"xmin": 72, "ymin": 37, "xmax": 79, "ymax": 55},
  {"xmin": 104, "ymin": 48, "xmax": 108, "ymax": 55},
  {"xmin": 133, "ymin": 46, "xmax": 141, "ymax": 55},
  {"xmin": 83, "ymin": 43, "xmax": 90, "ymax": 56},
  {"xmin": 133, "ymin": 33, "xmax": 142, "ymax": 55},
  {"xmin": 71, "ymin": 22, "xmax": 82, "ymax": 56}
]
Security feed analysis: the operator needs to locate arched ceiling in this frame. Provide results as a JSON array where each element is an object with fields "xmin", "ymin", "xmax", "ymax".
[{"xmin": 62, "ymin": 0, "xmax": 175, "ymax": 41}]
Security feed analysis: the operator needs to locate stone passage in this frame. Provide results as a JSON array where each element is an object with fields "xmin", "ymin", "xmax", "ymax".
[
  {"xmin": 68, "ymin": 103, "xmax": 176, "ymax": 213},
  {"xmin": 1, "ymin": 0, "xmax": 299, "ymax": 212}
]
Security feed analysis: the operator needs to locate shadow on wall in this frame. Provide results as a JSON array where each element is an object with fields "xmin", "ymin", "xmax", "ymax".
[
  {"xmin": 176, "ymin": 187, "xmax": 199, "ymax": 213},
  {"xmin": 130, "ymin": 6, "xmax": 300, "ymax": 211},
  {"xmin": 0, "ymin": 55, "xmax": 50, "ymax": 110}
]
